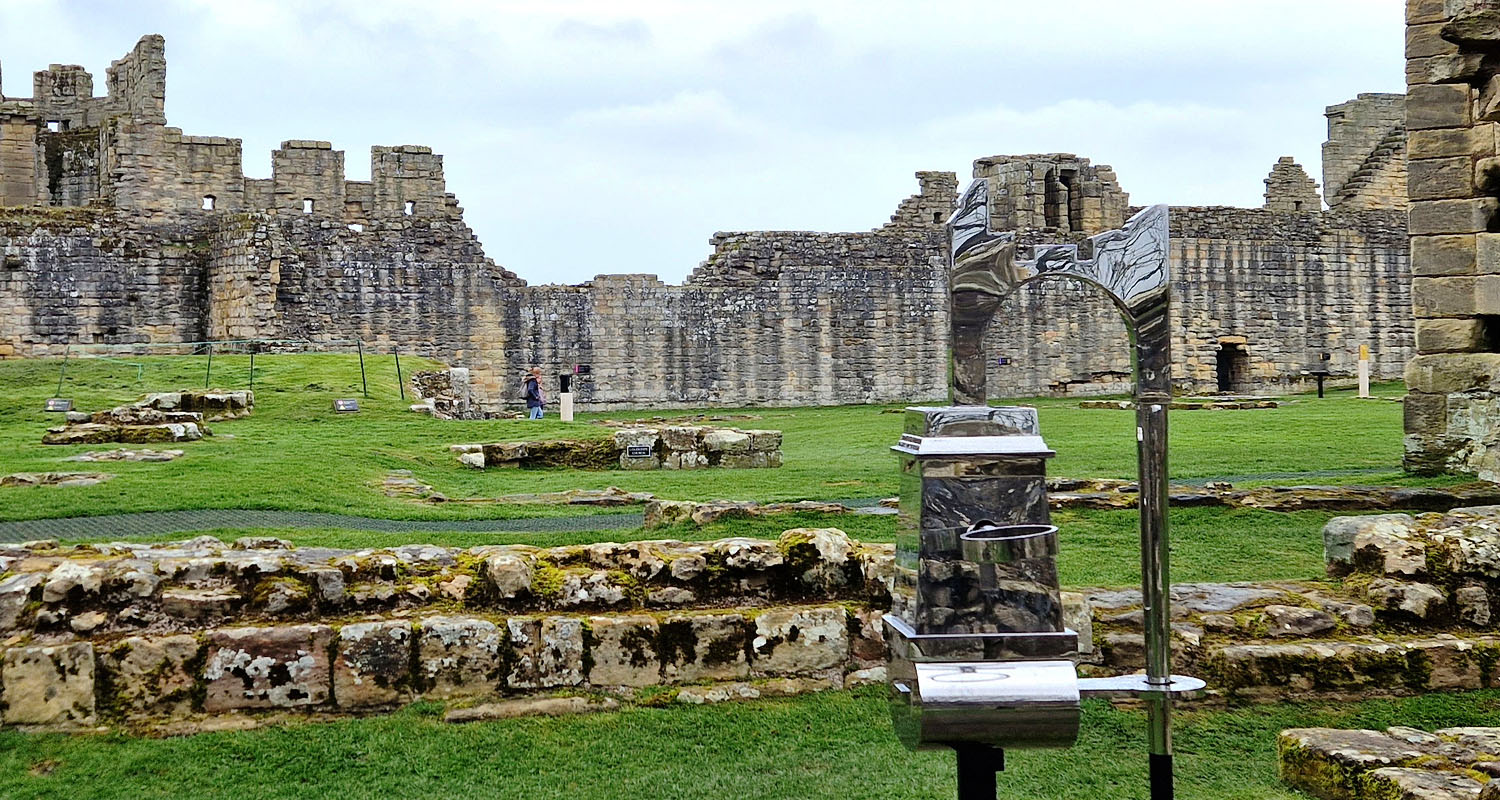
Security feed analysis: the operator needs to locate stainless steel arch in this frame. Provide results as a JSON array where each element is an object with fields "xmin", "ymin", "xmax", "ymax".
[{"xmin": 946, "ymin": 177, "xmax": 1181, "ymax": 796}]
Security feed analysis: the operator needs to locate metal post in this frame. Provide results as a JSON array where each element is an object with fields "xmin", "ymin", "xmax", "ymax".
[
  {"xmin": 54, "ymin": 344, "xmax": 71, "ymax": 398},
  {"xmin": 394, "ymin": 346, "xmax": 405, "ymax": 401},
  {"xmin": 204, "ymin": 343, "xmax": 214, "ymax": 389},
  {"xmin": 1138, "ymin": 395, "xmax": 1174, "ymax": 800},
  {"xmin": 249, "ymin": 347, "xmax": 256, "ymax": 394},
  {"xmin": 1316, "ymin": 374, "xmax": 1326, "ymax": 398},
  {"xmin": 357, "ymin": 339, "xmax": 368, "ymax": 398},
  {"xmin": 954, "ymin": 744, "xmax": 1003, "ymax": 800}
]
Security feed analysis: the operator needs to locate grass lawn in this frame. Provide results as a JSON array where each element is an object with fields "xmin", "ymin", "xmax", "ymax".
[
  {"xmin": 0, "ymin": 354, "xmax": 1442, "ymax": 526},
  {"xmin": 5, "ymin": 688, "xmax": 1500, "ymax": 800}
]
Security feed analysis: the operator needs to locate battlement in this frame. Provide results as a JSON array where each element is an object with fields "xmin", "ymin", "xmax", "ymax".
[{"xmin": 0, "ymin": 36, "xmax": 463, "ymax": 224}]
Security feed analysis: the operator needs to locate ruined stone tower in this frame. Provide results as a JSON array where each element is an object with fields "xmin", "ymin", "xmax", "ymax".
[{"xmin": 1263, "ymin": 157, "xmax": 1322, "ymax": 213}]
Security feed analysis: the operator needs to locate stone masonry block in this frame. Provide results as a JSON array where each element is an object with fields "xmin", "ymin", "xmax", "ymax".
[
  {"xmin": 1408, "ymin": 0, "xmax": 1446, "ymax": 26},
  {"xmin": 1478, "ymin": 233, "xmax": 1500, "ymax": 275},
  {"xmin": 203, "ymin": 625, "xmax": 333, "ymax": 711},
  {"xmin": 1409, "ymin": 157, "xmax": 1476, "ymax": 200},
  {"xmin": 1413, "ymin": 276, "xmax": 1476, "ymax": 316},
  {"xmin": 417, "ymin": 616, "xmax": 502, "ymax": 698},
  {"xmin": 1409, "ymin": 126, "xmax": 1495, "ymax": 160},
  {"xmin": 1413, "ymin": 234, "xmax": 1478, "ymax": 276},
  {"xmin": 1417, "ymin": 318, "xmax": 1488, "ymax": 353},
  {"xmin": 1406, "ymin": 353, "xmax": 1500, "ymax": 393},
  {"xmin": 587, "ymin": 615, "xmax": 661, "ymax": 687},
  {"xmin": 1409, "ymin": 84, "xmax": 1473, "ymax": 130},
  {"xmin": 1410, "ymin": 199, "xmax": 1500, "ymax": 235},
  {"xmin": 1479, "ymin": 275, "xmax": 1500, "ymax": 315},
  {"xmin": 702, "ymin": 430, "xmax": 751, "ymax": 454},
  {"xmin": 1404, "ymin": 391, "xmax": 1449, "ymax": 437},
  {"xmin": 752, "ymin": 606, "xmax": 850, "ymax": 675},
  {"xmin": 2, "ymin": 643, "xmax": 96, "ymax": 726},
  {"xmin": 99, "ymin": 634, "xmax": 200, "ymax": 716},
  {"xmin": 659, "ymin": 613, "xmax": 751, "ymax": 682},
  {"xmin": 506, "ymin": 616, "xmax": 584, "ymax": 689},
  {"xmin": 334, "ymin": 620, "xmax": 412, "ymax": 708}
]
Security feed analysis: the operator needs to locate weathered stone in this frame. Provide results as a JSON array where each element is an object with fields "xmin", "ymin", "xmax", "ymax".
[
  {"xmin": 752, "ymin": 606, "xmax": 849, "ymax": 675},
  {"xmin": 202, "ymin": 625, "xmax": 333, "ymax": 711},
  {"xmin": 416, "ymin": 616, "xmax": 501, "ymax": 698},
  {"xmin": 702, "ymin": 430, "xmax": 751, "ymax": 454},
  {"xmin": 161, "ymin": 587, "xmax": 242, "ymax": 620},
  {"xmin": 0, "ymin": 573, "xmax": 43, "ymax": 631},
  {"xmin": 484, "ymin": 553, "xmax": 534, "ymax": 599},
  {"xmin": 1364, "ymin": 579, "xmax": 1449, "ymax": 620},
  {"xmin": 1, "ymin": 642, "xmax": 95, "ymax": 726},
  {"xmin": 1407, "ymin": 84, "xmax": 1473, "ymax": 131},
  {"xmin": 587, "ymin": 615, "xmax": 661, "ymax": 687},
  {"xmin": 304, "ymin": 567, "xmax": 345, "ymax": 605},
  {"xmin": 444, "ymin": 696, "xmax": 619, "ymax": 723},
  {"xmin": 42, "ymin": 560, "xmax": 103, "ymax": 603},
  {"xmin": 1415, "ymin": 276, "xmax": 1477, "ymax": 316},
  {"xmin": 98, "ymin": 634, "xmax": 200, "ymax": 715},
  {"xmin": 506, "ymin": 616, "xmax": 584, "ymax": 689},
  {"xmin": 659, "ymin": 613, "xmax": 751, "ymax": 682},
  {"xmin": 458, "ymin": 451, "xmax": 485, "ymax": 469},
  {"xmin": 1417, "ymin": 319, "xmax": 1487, "ymax": 353},
  {"xmin": 1456, "ymin": 585, "xmax": 1493, "ymax": 627},
  {"xmin": 1323, "ymin": 514, "xmax": 1424, "ymax": 577},
  {"xmin": 334, "ymin": 620, "xmax": 412, "ymax": 708},
  {"xmin": 1261, "ymin": 605, "xmax": 1337, "ymax": 638},
  {"xmin": 1278, "ymin": 728, "xmax": 1432, "ymax": 800},
  {"xmin": 1413, "ymin": 234, "xmax": 1477, "ymax": 277}
]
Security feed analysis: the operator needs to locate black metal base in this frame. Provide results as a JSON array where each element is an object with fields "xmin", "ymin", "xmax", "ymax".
[
  {"xmin": 1150, "ymin": 753, "xmax": 1173, "ymax": 800},
  {"xmin": 954, "ymin": 744, "xmax": 1004, "ymax": 800}
]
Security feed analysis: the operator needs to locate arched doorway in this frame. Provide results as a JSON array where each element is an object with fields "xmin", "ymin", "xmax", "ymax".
[{"xmin": 1215, "ymin": 339, "xmax": 1249, "ymax": 393}]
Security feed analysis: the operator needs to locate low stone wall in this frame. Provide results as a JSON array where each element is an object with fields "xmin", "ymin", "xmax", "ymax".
[
  {"xmin": 454, "ymin": 426, "xmax": 784, "ymax": 471},
  {"xmin": 1280, "ymin": 727, "xmax": 1500, "ymax": 800},
  {"xmin": 0, "ymin": 529, "xmax": 891, "ymax": 730}
]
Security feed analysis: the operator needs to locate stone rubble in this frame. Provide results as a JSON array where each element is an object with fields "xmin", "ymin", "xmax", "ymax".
[{"xmin": 452, "ymin": 426, "xmax": 784, "ymax": 471}]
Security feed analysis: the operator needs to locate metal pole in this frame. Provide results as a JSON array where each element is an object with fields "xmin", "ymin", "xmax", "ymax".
[
  {"xmin": 249, "ymin": 347, "xmax": 256, "ymax": 394},
  {"xmin": 394, "ymin": 346, "xmax": 405, "ymax": 400},
  {"xmin": 54, "ymin": 344, "xmax": 71, "ymax": 398},
  {"xmin": 1134, "ymin": 298, "xmax": 1175, "ymax": 800},
  {"xmin": 954, "ymin": 744, "xmax": 1003, "ymax": 800},
  {"xmin": 204, "ymin": 343, "xmax": 214, "ymax": 389},
  {"xmin": 357, "ymin": 339, "xmax": 368, "ymax": 398}
]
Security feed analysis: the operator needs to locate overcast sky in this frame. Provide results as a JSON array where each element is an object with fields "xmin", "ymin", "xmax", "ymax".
[{"xmin": 1, "ymin": 0, "xmax": 1405, "ymax": 284}]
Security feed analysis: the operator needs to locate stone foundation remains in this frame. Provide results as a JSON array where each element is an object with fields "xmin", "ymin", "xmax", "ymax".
[
  {"xmin": 0, "ymin": 36, "xmax": 1414, "ymax": 410},
  {"xmin": 452, "ymin": 426, "xmax": 784, "ymax": 471},
  {"xmin": 40, "ymin": 389, "xmax": 249, "ymax": 445}
]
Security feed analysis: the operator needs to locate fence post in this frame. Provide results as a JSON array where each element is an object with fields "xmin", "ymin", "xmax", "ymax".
[
  {"xmin": 54, "ymin": 344, "xmax": 71, "ymax": 398},
  {"xmin": 357, "ymin": 339, "xmax": 368, "ymax": 398},
  {"xmin": 394, "ymin": 346, "xmax": 405, "ymax": 401},
  {"xmin": 204, "ymin": 343, "xmax": 214, "ymax": 389},
  {"xmin": 249, "ymin": 346, "xmax": 256, "ymax": 394}
]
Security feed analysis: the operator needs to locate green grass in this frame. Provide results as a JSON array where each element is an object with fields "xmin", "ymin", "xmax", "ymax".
[
  {"xmin": 5, "ymin": 688, "xmax": 1500, "ymax": 799},
  {"xmin": 106, "ymin": 505, "xmax": 1333, "ymax": 588},
  {"xmin": 0, "ymin": 354, "xmax": 1443, "ymax": 524}
]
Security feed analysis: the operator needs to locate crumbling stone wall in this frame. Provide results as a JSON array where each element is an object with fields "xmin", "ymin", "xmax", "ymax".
[
  {"xmin": 0, "ymin": 35, "xmax": 1416, "ymax": 408},
  {"xmin": 1263, "ymin": 156, "xmax": 1322, "ymax": 213},
  {"xmin": 1323, "ymin": 93, "xmax": 1408, "ymax": 211}
]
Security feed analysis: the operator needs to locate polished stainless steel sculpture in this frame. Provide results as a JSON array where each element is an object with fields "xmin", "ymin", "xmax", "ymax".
[{"xmin": 889, "ymin": 176, "xmax": 1197, "ymax": 800}]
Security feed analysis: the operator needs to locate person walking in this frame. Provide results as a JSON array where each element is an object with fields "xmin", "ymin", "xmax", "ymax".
[{"xmin": 523, "ymin": 367, "xmax": 546, "ymax": 419}]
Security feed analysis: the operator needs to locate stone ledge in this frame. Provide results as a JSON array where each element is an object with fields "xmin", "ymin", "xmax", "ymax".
[{"xmin": 1279, "ymin": 726, "xmax": 1500, "ymax": 800}]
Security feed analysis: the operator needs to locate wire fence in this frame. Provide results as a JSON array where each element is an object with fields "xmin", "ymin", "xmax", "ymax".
[{"xmin": 44, "ymin": 338, "xmax": 425, "ymax": 403}]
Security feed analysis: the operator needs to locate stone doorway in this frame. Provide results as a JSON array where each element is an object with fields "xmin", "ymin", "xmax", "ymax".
[{"xmin": 1215, "ymin": 342, "xmax": 1249, "ymax": 393}]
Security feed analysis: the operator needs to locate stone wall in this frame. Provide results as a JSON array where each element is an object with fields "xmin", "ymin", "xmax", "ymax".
[
  {"xmin": 1323, "ymin": 92, "xmax": 1408, "ymax": 211},
  {"xmin": 1263, "ymin": 156, "xmax": 1322, "ymax": 213},
  {"xmin": 0, "ymin": 35, "xmax": 1416, "ymax": 409},
  {"xmin": 1402, "ymin": 0, "xmax": 1500, "ymax": 478}
]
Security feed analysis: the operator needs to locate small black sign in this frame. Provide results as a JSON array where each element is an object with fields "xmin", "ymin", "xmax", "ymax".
[
  {"xmin": 44, "ymin": 398, "xmax": 73, "ymax": 412},
  {"xmin": 575, "ymin": 364, "xmax": 592, "ymax": 375},
  {"xmin": 625, "ymin": 445, "xmax": 652, "ymax": 458},
  {"xmin": 333, "ymin": 398, "xmax": 360, "ymax": 413},
  {"xmin": 997, "ymin": 357, "xmax": 1012, "ymax": 366}
]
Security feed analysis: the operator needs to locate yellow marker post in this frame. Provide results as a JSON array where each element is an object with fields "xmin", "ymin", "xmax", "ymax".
[{"xmin": 1358, "ymin": 345, "xmax": 1370, "ymax": 398}]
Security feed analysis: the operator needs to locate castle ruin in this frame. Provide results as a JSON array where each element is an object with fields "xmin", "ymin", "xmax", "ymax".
[{"xmin": 0, "ymin": 36, "xmax": 1411, "ymax": 411}]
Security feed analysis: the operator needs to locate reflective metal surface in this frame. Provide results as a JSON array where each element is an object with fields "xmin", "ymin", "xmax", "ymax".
[
  {"xmin": 942, "ymin": 179, "xmax": 1182, "ymax": 793},
  {"xmin": 958, "ymin": 523, "xmax": 1058, "ymax": 564},
  {"xmin": 891, "ymin": 661, "xmax": 1081, "ymax": 751},
  {"xmin": 1077, "ymin": 674, "xmax": 1206, "ymax": 700}
]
